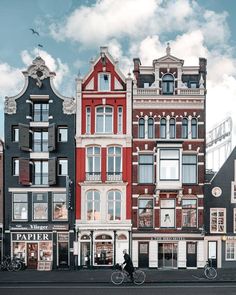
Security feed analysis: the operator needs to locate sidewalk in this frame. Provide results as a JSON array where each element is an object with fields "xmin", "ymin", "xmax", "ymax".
[{"xmin": 1, "ymin": 268, "xmax": 236, "ymax": 284}]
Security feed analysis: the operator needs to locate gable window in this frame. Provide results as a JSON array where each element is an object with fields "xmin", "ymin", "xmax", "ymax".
[
  {"xmin": 33, "ymin": 161, "xmax": 48, "ymax": 185},
  {"xmin": 99, "ymin": 73, "xmax": 110, "ymax": 91},
  {"xmin": 182, "ymin": 199, "xmax": 197, "ymax": 227},
  {"xmin": 182, "ymin": 118, "xmax": 188, "ymax": 138},
  {"xmin": 58, "ymin": 127, "xmax": 68, "ymax": 142},
  {"xmin": 96, "ymin": 106, "xmax": 113, "ymax": 133},
  {"xmin": 210, "ymin": 208, "xmax": 226, "ymax": 233},
  {"xmin": 33, "ymin": 130, "xmax": 48, "ymax": 152},
  {"xmin": 138, "ymin": 198, "xmax": 153, "ymax": 228},
  {"xmin": 191, "ymin": 118, "xmax": 197, "ymax": 139},
  {"xmin": 86, "ymin": 146, "xmax": 101, "ymax": 181},
  {"xmin": 169, "ymin": 118, "xmax": 176, "ymax": 139},
  {"xmin": 58, "ymin": 159, "xmax": 68, "ymax": 176},
  {"xmin": 148, "ymin": 118, "xmax": 154, "ymax": 139},
  {"xmin": 86, "ymin": 107, "xmax": 91, "ymax": 134},
  {"xmin": 107, "ymin": 146, "xmax": 121, "ymax": 181},
  {"xmin": 33, "ymin": 103, "xmax": 49, "ymax": 122},
  {"xmin": 12, "ymin": 158, "xmax": 19, "ymax": 176},
  {"xmin": 87, "ymin": 190, "xmax": 100, "ymax": 221},
  {"xmin": 182, "ymin": 155, "xmax": 197, "ymax": 184},
  {"xmin": 12, "ymin": 126, "xmax": 19, "ymax": 142},
  {"xmin": 32, "ymin": 193, "xmax": 48, "ymax": 220},
  {"xmin": 160, "ymin": 149, "xmax": 179, "ymax": 181},
  {"xmin": 139, "ymin": 154, "xmax": 154, "ymax": 184},
  {"xmin": 226, "ymin": 241, "xmax": 236, "ymax": 260},
  {"xmin": 139, "ymin": 118, "xmax": 145, "ymax": 138},
  {"xmin": 160, "ymin": 199, "xmax": 175, "ymax": 228},
  {"xmin": 53, "ymin": 193, "xmax": 68, "ymax": 220},
  {"xmin": 107, "ymin": 190, "xmax": 121, "ymax": 221},
  {"xmin": 162, "ymin": 74, "xmax": 174, "ymax": 95},
  {"xmin": 12, "ymin": 193, "xmax": 28, "ymax": 221},
  {"xmin": 117, "ymin": 107, "xmax": 123, "ymax": 134},
  {"xmin": 160, "ymin": 118, "xmax": 167, "ymax": 139}
]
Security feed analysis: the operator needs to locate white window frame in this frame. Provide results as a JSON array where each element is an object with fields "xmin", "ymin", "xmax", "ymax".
[
  {"xmin": 86, "ymin": 107, "xmax": 91, "ymax": 134},
  {"xmin": 182, "ymin": 154, "xmax": 198, "ymax": 184},
  {"xmin": 58, "ymin": 127, "xmax": 68, "ymax": 142},
  {"xmin": 58, "ymin": 159, "xmax": 68, "ymax": 176},
  {"xmin": 160, "ymin": 199, "xmax": 176, "ymax": 228},
  {"xmin": 191, "ymin": 118, "xmax": 198, "ymax": 139},
  {"xmin": 231, "ymin": 181, "xmax": 236, "ymax": 203},
  {"xmin": 210, "ymin": 208, "xmax": 226, "ymax": 233},
  {"xmin": 13, "ymin": 158, "xmax": 19, "ymax": 176},
  {"xmin": 107, "ymin": 190, "xmax": 122, "ymax": 221},
  {"xmin": 225, "ymin": 241, "xmax": 236, "ymax": 261},
  {"xmin": 117, "ymin": 106, "xmax": 123, "ymax": 134},
  {"xmin": 32, "ymin": 192, "xmax": 48, "ymax": 221},
  {"xmin": 159, "ymin": 149, "xmax": 180, "ymax": 181},
  {"xmin": 138, "ymin": 154, "xmax": 154, "ymax": 184},
  {"xmin": 86, "ymin": 190, "xmax": 101, "ymax": 221},
  {"xmin": 107, "ymin": 146, "xmax": 122, "ymax": 181},
  {"xmin": 95, "ymin": 106, "xmax": 113, "ymax": 133},
  {"xmin": 12, "ymin": 193, "xmax": 28, "ymax": 221},
  {"xmin": 98, "ymin": 73, "xmax": 111, "ymax": 91},
  {"xmin": 86, "ymin": 146, "xmax": 101, "ymax": 181},
  {"xmin": 52, "ymin": 193, "xmax": 68, "ymax": 221}
]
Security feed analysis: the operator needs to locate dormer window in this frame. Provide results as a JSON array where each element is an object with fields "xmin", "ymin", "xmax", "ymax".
[
  {"xmin": 162, "ymin": 74, "xmax": 174, "ymax": 95},
  {"xmin": 99, "ymin": 73, "xmax": 110, "ymax": 91}
]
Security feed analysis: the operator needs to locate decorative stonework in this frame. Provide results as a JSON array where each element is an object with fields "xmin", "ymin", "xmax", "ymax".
[
  {"xmin": 4, "ymin": 96, "xmax": 17, "ymax": 114},
  {"xmin": 63, "ymin": 98, "xmax": 76, "ymax": 115},
  {"xmin": 28, "ymin": 56, "xmax": 51, "ymax": 88}
]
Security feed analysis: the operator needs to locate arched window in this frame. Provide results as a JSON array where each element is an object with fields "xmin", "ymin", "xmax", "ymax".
[
  {"xmin": 182, "ymin": 118, "xmax": 188, "ymax": 139},
  {"xmin": 86, "ymin": 190, "xmax": 100, "ymax": 221},
  {"xmin": 96, "ymin": 106, "xmax": 113, "ymax": 133},
  {"xmin": 160, "ymin": 118, "xmax": 167, "ymax": 138},
  {"xmin": 162, "ymin": 74, "xmax": 174, "ymax": 95},
  {"xmin": 191, "ymin": 118, "xmax": 197, "ymax": 139},
  {"xmin": 139, "ymin": 118, "xmax": 145, "ymax": 138},
  {"xmin": 169, "ymin": 118, "xmax": 176, "ymax": 139},
  {"xmin": 148, "ymin": 118, "xmax": 154, "ymax": 139},
  {"xmin": 107, "ymin": 146, "xmax": 122, "ymax": 181},
  {"xmin": 107, "ymin": 190, "xmax": 121, "ymax": 221},
  {"xmin": 86, "ymin": 146, "xmax": 101, "ymax": 181}
]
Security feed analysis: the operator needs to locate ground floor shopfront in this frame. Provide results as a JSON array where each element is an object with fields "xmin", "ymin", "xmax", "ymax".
[{"xmin": 132, "ymin": 234, "xmax": 205, "ymax": 268}]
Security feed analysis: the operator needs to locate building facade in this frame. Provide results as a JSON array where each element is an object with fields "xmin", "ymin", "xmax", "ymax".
[
  {"xmin": 0, "ymin": 139, "xmax": 3, "ymax": 261},
  {"xmin": 131, "ymin": 45, "xmax": 207, "ymax": 268},
  {"xmin": 4, "ymin": 57, "xmax": 76, "ymax": 269},
  {"xmin": 75, "ymin": 47, "xmax": 132, "ymax": 267},
  {"xmin": 204, "ymin": 147, "xmax": 236, "ymax": 268}
]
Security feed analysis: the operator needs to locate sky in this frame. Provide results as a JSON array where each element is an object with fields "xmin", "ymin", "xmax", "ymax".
[{"xmin": 0, "ymin": 0, "xmax": 236, "ymax": 145}]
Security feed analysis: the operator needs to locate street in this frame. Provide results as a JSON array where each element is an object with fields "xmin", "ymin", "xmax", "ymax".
[{"xmin": 1, "ymin": 283, "xmax": 236, "ymax": 295}]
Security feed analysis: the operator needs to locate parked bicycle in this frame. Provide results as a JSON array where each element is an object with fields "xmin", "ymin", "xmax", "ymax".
[
  {"xmin": 0, "ymin": 256, "xmax": 26, "ymax": 271},
  {"xmin": 204, "ymin": 258, "xmax": 217, "ymax": 280},
  {"xmin": 111, "ymin": 264, "xmax": 146, "ymax": 285}
]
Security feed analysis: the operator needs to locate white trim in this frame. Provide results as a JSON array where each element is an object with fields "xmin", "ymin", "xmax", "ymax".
[
  {"xmin": 9, "ymin": 187, "xmax": 66, "ymax": 192},
  {"xmin": 210, "ymin": 208, "xmax": 226, "ymax": 234},
  {"xmin": 30, "ymin": 95, "xmax": 49, "ymax": 100}
]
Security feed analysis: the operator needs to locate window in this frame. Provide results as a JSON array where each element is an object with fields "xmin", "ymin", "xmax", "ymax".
[
  {"xmin": 139, "ymin": 118, "xmax": 145, "ymax": 138},
  {"xmin": 210, "ymin": 208, "xmax": 226, "ymax": 233},
  {"xmin": 58, "ymin": 127, "xmax": 68, "ymax": 142},
  {"xmin": 162, "ymin": 74, "xmax": 174, "ymax": 95},
  {"xmin": 139, "ymin": 154, "xmax": 154, "ymax": 184},
  {"xmin": 144, "ymin": 82, "xmax": 149, "ymax": 88},
  {"xmin": 117, "ymin": 107, "xmax": 123, "ymax": 134},
  {"xmin": 226, "ymin": 241, "xmax": 236, "ymax": 260},
  {"xmin": 33, "ymin": 130, "xmax": 48, "ymax": 152},
  {"xmin": 33, "ymin": 161, "xmax": 48, "ymax": 185},
  {"xmin": 169, "ymin": 118, "xmax": 176, "ymax": 139},
  {"xmin": 160, "ymin": 199, "xmax": 175, "ymax": 228},
  {"xmin": 182, "ymin": 118, "xmax": 188, "ymax": 138},
  {"xmin": 160, "ymin": 149, "xmax": 179, "ymax": 181},
  {"xmin": 12, "ymin": 126, "xmax": 19, "ymax": 142},
  {"xmin": 86, "ymin": 107, "xmax": 91, "ymax": 134},
  {"xmin": 107, "ymin": 190, "xmax": 121, "ymax": 221},
  {"xmin": 13, "ymin": 194, "xmax": 28, "ymax": 220},
  {"xmin": 190, "ymin": 82, "xmax": 197, "ymax": 88},
  {"xmin": 148, "ymin": 118, "xmax": 154, "ymax": 139},
  {"xmin": 160, "ymin": 118, "xmax": 166, "ymax": 139},
  {"xmin": 96, "ymin": 106, "xmax": 113, "ymax": 133},
  {"xmin": 87, "ymin": 190, "xmax": 100, "ymax": 221},
  {"xmin": 58, "ymin": 159, "xmax": 68, "ymax": 176},
  {"xmin": 234, "ymin": 208, "xmax": 236, "ymax": 233},
  {"xmin": 52, "ymin": 193, "xmax": 68, "ymax": 220},
  {"xmin": 32, "ymin": 193, "xmax": 48, "ymax": 220},
  {"xmin": 191, "ymin": 118, "xmax": 197, "ymax": 139},
  {"xmin": 33, "ymin": 103, "xmax": 49, "ymax": 122},
  {"xmin": 107, "ymin": 146, "xmax": 122, "ymax": 181},
  {"xmin": 13, "ymin": 158, "xmax": 19, "ymax": 176},
  {"xmin": 99, "ymin": 73, "xmax": 110, "ymax": 91},
  {"xmin": 138, "ymin": 198, "xmax": 153, "ymax": 228},
  {"xmin": 182, "ymin": 155, "xmax": 197, "ymax": 184},
  {"xmin": 86, "ymin": 146, "xmax": 101, "ymax": 181},
  {"xmin": 182, "ymin": 199, "xmax": 197, "ymax": 227}
]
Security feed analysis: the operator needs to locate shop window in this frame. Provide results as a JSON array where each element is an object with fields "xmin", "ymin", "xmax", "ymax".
[
  {"xmin": 169, "ymin": 118, "xmax": 176, "ymax": 139},
  {"xmin": 12, "ymin": 158, "xmax": 19, "ymax": 176},
  {"xmin": 160, "ymin": 199, "xmax": 175, "ymax": 228},
  {"xmin": 107, "ymin": 190, "xmax": 121, "ymax": 221},
  {"xmin": 182, "ymin": 155, "xmax": 197, "ymax": 184},
  {"xmin": 39, "ymin": 242, "xmax": 53, "ymax": 261},
  {"xmin": 86, "ymin": 146, "xmax": 101, "ymax": 181},
  {"xmin": 182, "ymin": 199, "xmax": 197, "ymax": 227},
  {"xmin": 138, "ymin": 198, "xmax": 153, "ymax": 228},
  {"xmin": 117, "ymin": 106, "xmax": 123, "ymax": 134},
  {"xmin": 159, "ymin": 149, "xmax": 179, "ymax": 181},
  {"xmin": 58, "ymin": 127, "xmax": 68, "ymax": 142},
  {"xmin": 182, "ymin": 118, "xmax": 188, "ymax": 138},
  {"xmin": 148, "ymin": 118, "xmax": 154, "ymax": 139},
  {"xmin": 160, "ymin": 118, "xmax": 166, "ymax": 138},
  {"xmin": 33, "ymin": 103, "xmax": 49, "ymax": 122},
  {"xmin": 210, "ymin": 208, "xmax": 226, "ymax": 233},
  {"xmin": 58, "ymin": 159, "xmax": 68, "ymax": 176},
  {"xmin": 96, "ymin": 106, "xmax": 113, "ymax": 133},
  {"xmin": 13, "ymin": 242, "xmax": 26, "ymax": 261},
  {"xmin": 94, "ymin": 234, "xmax": 113, "ymax": 265},
  {"xmin": 138, "ymin": 154, "xmax": 154, "ymax": 184},
  {"xmin": 162, "ymin": 74, "xmax": 174, "ymax": 95},
  {"xmin": 191, "ymin": 118, "xmax": 198, "ymax": 139},
  {"xmin": 226, "ymin": 241, "xmax": 236, "ymax": 260},
  {"xmin": 99, "ymin": 73, "xmax": 110, "ymax": 91},
  {"xmin": 12, "ymin": 193, "xmax": 28, "ymax": 221},
  {"xmin": 86, "ymin": 190, "xmax": 101, "ymax": 221},
  {"xmin": 86, "ymin": 107, "xmax": 91, "ymax": 134},
  {"xmin": 107, "ymin": 146, "xmax": 122, "ymax": 181},
  {"xmin": 32, "ymin": 193, "xmax": 48, "ymax": 220},
  {"xmin": 52, "ymin": 193, "xmax": 68, "ymax": 220},
  {"xmin": 138, "ymin": 118, "xmax": 145, "ymax": 138}
]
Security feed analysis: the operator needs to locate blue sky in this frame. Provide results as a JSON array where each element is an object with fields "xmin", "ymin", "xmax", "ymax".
[{"xmin": 1, "ymin": 0, "xmax": 236, "ymax": 143}]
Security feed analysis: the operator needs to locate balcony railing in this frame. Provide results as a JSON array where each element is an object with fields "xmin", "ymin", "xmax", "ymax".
[
  {"xmin": 86, "ymin": 172, "xmax": 101, "ymax": 181},
  {"xmin": 106, "ymin": 172, "xmax": 122, "ymax": 182},
  {"xmin": 134, "ymin": 87, "xmax": 204, "ymax": 96}
]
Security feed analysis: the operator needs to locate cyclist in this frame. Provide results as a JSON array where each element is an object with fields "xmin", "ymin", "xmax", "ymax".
[{"xmin": 122, "ymin": 249, "xmax": 134, "ymax": 281}]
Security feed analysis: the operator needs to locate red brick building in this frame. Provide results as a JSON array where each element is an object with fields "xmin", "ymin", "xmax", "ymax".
[
  {"xmin": 75, "ymin": 47, "xmax": 132, "ymax": 267},
  {"xmin": 131, "ymin": 45, "xmax": 207, "ymax": 268}
]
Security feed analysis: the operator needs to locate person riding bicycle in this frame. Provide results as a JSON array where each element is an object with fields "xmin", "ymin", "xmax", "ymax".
[{"xmin": 122, "ymin": 249, "xmax": 134, "ymax": 281}]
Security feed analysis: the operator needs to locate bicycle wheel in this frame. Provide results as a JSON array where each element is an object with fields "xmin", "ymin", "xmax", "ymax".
[
  {"xmin": 111, "ymin": 271, "xmax": 125, "ymax": 285},
  {"xmin": 133, "ymin": 270, "xmax": 146, "ymax": 285},
  {"xmin": 6, "ymin": 262, "xmax": 14, "ymax": 272},
  {"xmin": 204, "ymin": 267, "xmax": 217, "ymax": 280}
]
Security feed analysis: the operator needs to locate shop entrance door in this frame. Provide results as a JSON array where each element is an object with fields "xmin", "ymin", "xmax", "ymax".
[
  {"xmin": 81, "ymin": 242, "xmax": 90, "ymax": 267},
  {"xmin": 208, "ymin": 241, "xmax": 217, "ymax": 268},
  {"xmin": 158, "ymin": 243, "xmax": 177, "ymax": 268},
  {"xmin": 186, "ymin": 242, "xmax": 197, "ymax": 267},
  {"xmin": 138, "ymin": 242, "xmax": 149, "ymax": 268},
  {"xmin": 58, "ymin": 242, "xmax": 68, "ymax": 268},
  {"xmin": 27, "ymin": 243, "xmax": 38, "ymax": 269}
]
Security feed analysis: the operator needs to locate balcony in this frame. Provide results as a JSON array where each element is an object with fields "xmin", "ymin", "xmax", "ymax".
[
  {"xmin": 86, "ymin": 172, "xmax": 101, "ymax": 181},
  {"xmin": 106, "ymin": 172, "xmax": 122, "ymax": 182},
  {"xmin": 133, "ymin": 87, "xmax": 204, "ymax": 97}
]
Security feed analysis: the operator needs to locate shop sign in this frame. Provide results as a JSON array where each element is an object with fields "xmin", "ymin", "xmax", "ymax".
[
  {"xmin": 12, "ymin": 233, "xmax": 52, "ymax": 241},
  {"xmin": 9, "ymin": 224, "xmax": 69, "ymax": 231},
  {"xmin": 151, "ymin": 237, "xmax": 185, "ymax": 241},
  {"xmin": 58, "ymin": 233, "xmax": 69, "ymax": 242},
  {"xmin": 226, "ymin": 236, "xmax": 236, "ymax": 240}
]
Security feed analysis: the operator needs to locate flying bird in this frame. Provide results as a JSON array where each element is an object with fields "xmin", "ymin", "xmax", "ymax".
[
  {"xmin": 29, "ymin": 28, "xmax": 40, "ymax": 36},
  {"xmin": 38, "ymin": 44, "xmax": 43, "ymax": 48}
]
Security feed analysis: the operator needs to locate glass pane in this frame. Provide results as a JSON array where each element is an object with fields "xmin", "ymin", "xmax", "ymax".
[
  {"xmin": 53, "ymin": 194, "xmax": 66, "ymax": 202},
  {"xmin": 105, "ymin": 107, "xmax": 112, "ymax": 113},
  {"xmin": 115, "ymin": 191, "xmax": 121, "ymax": 200},
  {"xmin": 160, "ymin": 149, "xmax": 179, "ymax": 159},
  {"xmin": 99, "ymin": 74, "xmax": 110, "ymax": 91},
  {"xmin": 183, "ymin": 155, "xmax": 196, "ymax": 164},
  {"xmin": 13, "ymin": 194, "xmax": 27, "ymax": 202},
  {"xmin": 115, "ymin": 156, "xmax": 121, "ymax": 172},
  {"xmin": 96, "ymin": 115, "xmax": 103, "ymax": 132},
  {"xmin": 160, "ymin": 159, "xmax": 179, "ymax": 180},
  {"xmin": 139, "ymin": 155, "xmax": 153, "ymax": 164},
  {"xmin": 53, "ymin": 202, "xmax": 68, "ymax": 220},
  {"xmin": 115, "ymin": 201, "xmax": 121, "ymax": 220},
  {"xmin": 94, "ymin": 156, "xmax": 100, "ymax": 172},
  {"xmin": 108, "ymin": 157, "xmax": 114, "ymax": 172},
  {"xmin": 161, "ymin": 200, "xmax": 175, "ymax": 208},
  {"xmin": 14, "ymin": 203, "xmax": 28, "ymax": 220},
  {"xmin": 105, "ymin": 115, "xmax": 112, "ymax": 132},
  {"xmin": 94, "ymin": 147, "xmax": 100, "ymax": 154},
  {"xmin": 160, "ymin": 209, "xmax": 175, "ymax": 227},
  {"xmin": 34, "ymin": 203, "xmax": 48, "ymax": 220}
]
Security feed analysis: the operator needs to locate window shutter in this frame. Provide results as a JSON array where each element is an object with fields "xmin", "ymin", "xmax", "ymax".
[
  {"xmin": 19, "ymin": 124, "xmax": 30, "ymax": 151},
  {"xmin": 48, "ymin": 123, "xmax": 56, "ymax": 151},
  {"xmin": 48, "ymin": 157, "xmax": 56, "ymax": 185},
  {"xmin": 19, "ymin": 158, "xmax": 30, "ymax": 185}
]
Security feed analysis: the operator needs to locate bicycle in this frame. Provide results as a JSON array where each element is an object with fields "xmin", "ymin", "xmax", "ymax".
[
  {"xmin": 111, "ymin": 264, "xmax": 146, "ymax": 285},
  {"xmin": 204, "ymin": 259, "xmax": 217, "ymax": 280}
]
